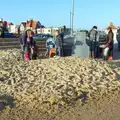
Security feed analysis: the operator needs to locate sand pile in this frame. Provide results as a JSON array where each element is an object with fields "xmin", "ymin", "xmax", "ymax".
[{"xmin": 0, "ymin": 49, "xmax": 120, "ymax": 119}]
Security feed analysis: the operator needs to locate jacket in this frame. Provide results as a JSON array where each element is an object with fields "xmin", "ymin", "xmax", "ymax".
[
  {"xmin": 55, "ymin": 34, "xmax": 64, "ymax": 48},
  {"xmin": 88, "ymin": 28, "xmax": 98, "ymax": 42},
  {"xmin": 19, "ymin": 33, "xmax": 36, "ymax": 48},
  {"xmin": 19, "ymin": 33, "xmax": 27, "ymax": 46},
  {"xmin": 46, "ymin": 37, "xmax": 55, "ymax": 49},
  {"xmin": 0, "ymin": 27, "xmax": 4, "ymax": 38},
  {"xmin": 106, "ymin": 30, "xmax": 114, "ymax": 49},
  {"xmin": 117, "ymin": 29, "xmax": 120, "ymax": 42}
]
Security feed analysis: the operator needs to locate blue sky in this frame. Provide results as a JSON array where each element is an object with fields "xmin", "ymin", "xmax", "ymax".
[{"xmin": 0, "ymin": 0, "xmax": 120, "ymax": 29}]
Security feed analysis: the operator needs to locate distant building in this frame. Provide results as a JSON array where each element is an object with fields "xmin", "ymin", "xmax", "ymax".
[
  {"xmin": 37, "ymin": 27, "xmax": 59, "ymax": 36},
  {"xmin": 0, "ymin": 18, "xmax": 12, "ymax": 32},
  {"xmin": 7, "ymin": 22, "xmax": 13, "ymax": 32},
  {"xmin": 0, "ymin": 21, "xmax": 3, "ymax": 27},
  {"xmin": 0, "ymin": 18, "xmax": 3, "ymax": 21},
  {"xmin": 37, "ymin": 26, "xmax": 70, "ymax": 36},
  {"xmin": 7, "ymin": 22, "xmax": 13, "ymax": 28},
  {"xmin": 0, "ymin": 18, "xmax": 3, "ymax": 27},
  {"xmin": 9, "ymin": 25, "xmax": 19, "ymax": 33},
  {"xmin": 26, "ymin": 19, "xmax": 41, "ymax": 34},
  {"xmin": 19, "ymin": 22, "xmax": 26, "ymax": 33}
]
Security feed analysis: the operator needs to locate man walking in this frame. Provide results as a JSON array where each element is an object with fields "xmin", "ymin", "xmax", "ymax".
[{"xmin": 55, "ymin": 30, "xmax": 64, "ymax": 57}]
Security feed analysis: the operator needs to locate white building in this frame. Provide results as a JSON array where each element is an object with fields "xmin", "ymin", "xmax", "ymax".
[
  {"xmin": 37, "ymin": 26, "xmax": 69, "ymax": 36},
  {"xmin": 0, "ymin": 18, "xmax": 3, "ymax": 27},
  {"xmin": 9, "ymin": 25, "xmax": 19, "ymax": 33},
  {"xmin": 37, "ymin": 27, "xmax": 59, "ymax": 36},
  {"xmin": 19, "ymin": 22, "xmax": 26, "ymax": 33},
  {"xmin": 0, "ymin": 18, "xmax": 3, "ymax": 22}
]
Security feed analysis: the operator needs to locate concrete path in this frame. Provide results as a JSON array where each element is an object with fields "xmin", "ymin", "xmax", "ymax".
[{"xmin": 72, "ymin": 32, "xmax": 89, "ymax": 57}]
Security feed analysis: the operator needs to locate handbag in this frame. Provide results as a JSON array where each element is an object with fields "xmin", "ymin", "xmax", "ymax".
[{"xmin": 103, "ymin": 47, "xmax": 109, "ymax": 57}]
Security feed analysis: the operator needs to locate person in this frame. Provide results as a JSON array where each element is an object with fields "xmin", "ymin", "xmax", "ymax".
[
  {"xmin": 55, "ymin": 30, "xmax": 64, "ymax": 57},
  {"xmin": 117, "ymin": 26, "xmax": 120, "ymax": 51},
  {"xmin": 19, "ymin": 30, "xmax": 37, "ymax": 60},
  {"xmin": 98, "ymin": 31, "xmax": 107, "ymax": 58},
  {"xmin": 88, "ymin": 26, "xmax": 98, "ymax": 58},
  {"xmin": 19, "ymin": 31, "xmax": 27, "ymax": 59},
  {"xmin": 106, "ymin": 27, "xmax": 114, "ymax": 60},
  {"xmin": 0, "ymin": 27, "xmax": 2, "ymax": 37},
  {"xmin": 0, "ymin": 26, "xmax": 4, "ymax": 38},
  {"xmin": 45, "ymin": 36, "xmax": 55, "ymax": 57}
]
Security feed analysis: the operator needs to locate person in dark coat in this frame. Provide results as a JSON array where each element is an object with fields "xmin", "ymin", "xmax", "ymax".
[
  {"xmin": 88, "ymin": 26, "xmax": 98, "ymax": 58},
  {"xmin": 55, "ymin": 30, "xmax": 64, "ymax": 57},
  {"xmin": 0, "ymin": 26, "xmax": 4, "ymax": 38},
  {"xmin": 19, "ymin": 30, "xmax": 37, "ymax": 60},
  {"xmin": 19, "ymin": 31, "xmax": 27, "ymax": 59},
  {"xmin": 106, "ymin": 27, "xmax": 114, "ymax": 60},
  {"xmin": 117, "ymin": 26, "xmax": 120, "ymax": 51}
]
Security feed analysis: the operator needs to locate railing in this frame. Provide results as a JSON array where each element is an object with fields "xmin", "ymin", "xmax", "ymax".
[
  {"xmin": 0, "ymin": 38, "xmax": 47, "ymax": 55},
  {"xmin": 0, "ymin": 37, "xmax": 74, "ymax": 56}
]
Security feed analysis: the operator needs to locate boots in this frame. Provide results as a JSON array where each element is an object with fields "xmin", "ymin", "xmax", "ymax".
[
  {"xmin": 89, "ymin": 51, "xmax": 95, "ymax": 59},
  {"xmin": 89, "ymin": 52, "xmax": 92, "ymax": 58},
  {"xmin": 109, "ymin": 50, "xmax": 113, "ymax": 60},
  {"xmin": 109, "ymin": 56, "xmax": 113, "ymax": 60},
  {"xmin": 92, "ymin": 52, "xmax": 95, "ymax": 59}
]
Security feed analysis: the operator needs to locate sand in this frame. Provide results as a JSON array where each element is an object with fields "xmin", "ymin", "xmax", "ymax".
[{"xmin": 0, "ymin": 49, "xmax": 120, "ymax": 120}]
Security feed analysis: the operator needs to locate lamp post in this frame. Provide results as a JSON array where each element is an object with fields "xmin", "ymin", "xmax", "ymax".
[
  {"xmin": 71, "ymin": 0, "xmax": 74, "ymax": 35},
  {"xmin": 70, "ymin": 11, "xmax": 72, "ymax": 33}
]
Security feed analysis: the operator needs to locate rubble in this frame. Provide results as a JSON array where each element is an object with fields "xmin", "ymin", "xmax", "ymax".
[{"xmin": 0, "ymin": 49, "xmax": 120, "ymax": 119}]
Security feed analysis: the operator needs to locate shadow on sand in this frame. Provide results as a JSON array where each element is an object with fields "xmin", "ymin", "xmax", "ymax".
[{"xmin": 0, "ymin": 95, "xmax": 15, "ymax": 111}]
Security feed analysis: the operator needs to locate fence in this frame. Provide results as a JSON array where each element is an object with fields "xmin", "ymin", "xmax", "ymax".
[
  {"xmin": 0, "ymin": 38, "xmax": 47, "ymax": 55},
  {"xmin": 0, "ymin": 37, "xmax": 75, "ymax": 57}
]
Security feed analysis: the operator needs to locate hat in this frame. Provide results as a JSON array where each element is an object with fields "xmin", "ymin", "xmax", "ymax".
[{"xmin": 93, "ymin": 26, "xmax": 97, "ymax": 29}]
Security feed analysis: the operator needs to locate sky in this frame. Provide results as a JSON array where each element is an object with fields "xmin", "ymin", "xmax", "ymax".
[{"xmin": 0, "ymin": 0, "xmax": 120, "ymax": 29}]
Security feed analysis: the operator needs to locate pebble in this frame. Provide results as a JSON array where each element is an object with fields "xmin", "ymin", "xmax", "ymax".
[{"xmin": 0, "ymin": 49, "xmax": 120, "ymax": 114}]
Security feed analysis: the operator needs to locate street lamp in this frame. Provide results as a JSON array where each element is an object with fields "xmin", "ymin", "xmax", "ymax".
[
  {"xmin": 71, "ymin": 0, "xmax": 74, "ymax": 35},
  {"xmin": 70, "ymin": 11, "xmax": 72, "ymax": 33}
]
